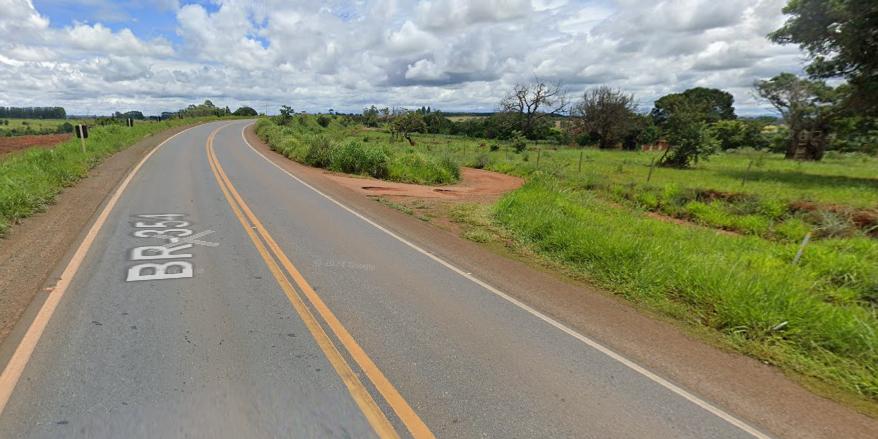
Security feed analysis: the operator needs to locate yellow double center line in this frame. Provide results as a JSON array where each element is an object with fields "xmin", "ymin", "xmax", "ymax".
[{"xmin": 206, "ymin": 125, "xmax": 434, "ymax": 439}]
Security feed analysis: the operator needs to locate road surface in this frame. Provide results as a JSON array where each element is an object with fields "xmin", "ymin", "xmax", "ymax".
[{"xmin": 0, "ymin": 121, "xmax": 769, "ymax": 438}]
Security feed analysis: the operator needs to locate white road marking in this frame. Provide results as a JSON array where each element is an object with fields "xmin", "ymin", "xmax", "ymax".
[
  {"xmin": 126, "ymin": 261, "xmax": 194, "ymax": 282},
  {"xmin": 159, "ymin": 229, "xmax": 219, "ymax": 248},
  {"xmin": 237, "ymin": 122, "xmax": 773, "ymax": 439}
]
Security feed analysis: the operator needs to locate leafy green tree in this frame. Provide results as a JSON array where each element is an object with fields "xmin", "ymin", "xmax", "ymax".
[
  {"xmin": 651, "ymin": 87, "xmax": 736, "ymax": 126},
  {"xmin": 660, "ymin": 121, "xmax": 718, "ymax": 168},
  {"xmin": 658, "ymin": 102, "xmax": 719, "ymax": 168},
  {"xmin": 626, "ymin": 114, "xmax": 661, "ymax": 150},
  {"xmin": 709, "ymin": 119, "xmax": 769, "ymax": 150},
  {"xmin": 362, "ymin": 106, "xmax": 380, "ymax": 127},
  {"xmin": 233, "ymin": 106, "xmax": 258, "ymax": 116},
  {"xmin": 390, "ymin": 112, "xmax": 426, "ymax": 146},
  {"xmin": 755, "ymin": 73, "xmax": 836, "ymax": 160},
  {"xmin": 771, "ymin": 0, "xmax": 878, "ymax": 116},
  {"xmin": 570, "ymin": 86, "xmax": 638, "ymax": 149},
  {"xmin": 422, "ymin": 110, "xmax": 452, "ymax": 134},
  {"xmin": 278, "ymin": 105, "xmax": 295, "ymax": 125}
]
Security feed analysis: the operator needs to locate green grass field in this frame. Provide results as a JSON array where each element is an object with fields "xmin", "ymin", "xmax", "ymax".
[
  {"xmin": 0, "ymin": 118, "xmax": 86, "ymax": 136},
  {"xmin": 0, "ymin": 117, "xmax": 220, "ymax": 235}
]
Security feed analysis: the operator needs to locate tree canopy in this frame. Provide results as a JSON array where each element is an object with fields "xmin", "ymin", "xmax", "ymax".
[
  {"xmin": 570, "ymin": 86, "xmax": 638, "ymax": 149},
  {"xmin": 233, "ymin": 106, "xmax": 258, "ymax": 116},
  {"xmin": 651, "ymin": 87, "xmax": 736, "ymax": 126},
  {"xmin": 770, "ymin": 0, "xmax": 878, "ymax": 115}
]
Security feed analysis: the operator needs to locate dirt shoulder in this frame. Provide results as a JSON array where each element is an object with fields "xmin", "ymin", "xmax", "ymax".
[
  {"xmin": 0, "ymin": 123, "xmax": 202, "ymax": 346},
  {"xmin": 245, "ymin": 125, "xmax": 878, "ymax": 439},
  {"xmin": 324, "ymin": 167, "xmax": 522, "ymax": 202}
]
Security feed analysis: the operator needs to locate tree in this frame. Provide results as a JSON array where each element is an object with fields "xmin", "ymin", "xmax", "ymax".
[
  {"xmin": 770, "ymin": 0, "xmax": 878, "ymax": 116},
  {"xmin": 658, "ymin": 103, "xmax": 719, "ymax": 168},
  {"xmin": 570, "ymin": 86, "xmax": 638, "ymax": 149},
  {"xmin": 499, "ymin": 81, "xmax": 567, "ymax": 139},
  {"xmin": 709, "ymin": 119, "xmax": 769, "ymax": 151},
  {"xmin": 113, "ymin": 110, "xmax": 145, "ymax": 120},
  {"xmin": 390, "ymin": 112, "xmax": 426, "ymax": 146},
  {"xmin": 755, "ymin": 73, "xmax": 836, "ymax": 160},
  {"xmin": 233, "ymin": 106, "xmax": 258, "ymax": 116},
  {"xmin": 362, "ymin": 106, "xmax": 380, "ymax": 127},
  {"xmin": 627, "ymin": 114, "xmax": 661, "ymax": 150},
  {"xmin": 651, "ymin": 87, "xmax": 736, "ymax": 126},
  {"xmin": 278, "ymin": 105, "xmax": 295, "ymax": 125}
]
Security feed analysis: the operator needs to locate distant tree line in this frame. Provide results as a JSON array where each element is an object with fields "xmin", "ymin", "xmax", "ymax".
[
  {"xmin": 339, "ymin": 0, "xmax": 876, "ymax": 166},
  {"xmin": 0, "ymin": 107, "xmax": 66, "ymax": 119}
]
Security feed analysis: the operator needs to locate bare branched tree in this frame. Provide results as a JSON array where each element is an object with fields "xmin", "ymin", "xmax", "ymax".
[
  {"xmin": 499, "ymin": 80, "xmax": 568, "ymax": 138},
  {"xmin": 570, "ymin": 86, "xmax": 638, "ymax": 149}
]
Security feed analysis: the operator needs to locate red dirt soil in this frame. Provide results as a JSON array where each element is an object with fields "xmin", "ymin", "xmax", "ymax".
[
  {"xmin": 325, "ymin": 167, "xmax": 523, "ymax": 202},
  {"xmin": 0, "ymin": 134, "xmax": 71, "ymax": 157}
]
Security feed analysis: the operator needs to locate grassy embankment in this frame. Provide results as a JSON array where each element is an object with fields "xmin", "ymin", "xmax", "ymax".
[
  {"xmin": 255, "ymin": 118, "xmax": 459, "ymax": 185},
  {"xmin": 0, "ymin": 117, "xmax": 221, "ymax": 235},
  {"xmin": 258, "ymin": 115, "xmax": 878, "ymax": 407},
  {"xmin": 450, "ymin": 137, "xmax": 878, "ymax": 407}
]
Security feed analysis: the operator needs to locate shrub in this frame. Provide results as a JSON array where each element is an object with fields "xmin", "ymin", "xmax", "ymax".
[
  {"xmin": 329, "ymin": 140, "xmax": 389, "ymax": 178},
  {"xmin": 388, "ymin": 152, "xmax": 459, "ymax": 185},
  {"xmin": 317, "ymin": 114, "xmax": 332, "ymax": 128},
  {"xmin": 472, "ymin": 153, "xmax": 492, "ymax": 169},
  {"xmin": 511, "ymin": 131, "xmax": 527, "ymax": 153},
  {"xmin": 304, "ymin": 135, "xmax": 335, "ymax": 168}
]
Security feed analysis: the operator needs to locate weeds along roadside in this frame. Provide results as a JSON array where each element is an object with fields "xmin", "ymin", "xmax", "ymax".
[
  {"xmin": 491, "ymin": 176, "xmax": 877, "ymax": 404},
  {"xmin": 0, "ymin": 117, "xmax": 223, "ymax": 235},
  {"xmin": 255, "ymin": 117, "xmax": 460, "ymax": 185}
]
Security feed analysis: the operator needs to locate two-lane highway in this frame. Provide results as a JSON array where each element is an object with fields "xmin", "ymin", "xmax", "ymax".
[{"xmin": 0, "ymin": 120, "xmax": 768, "ymax": 438}]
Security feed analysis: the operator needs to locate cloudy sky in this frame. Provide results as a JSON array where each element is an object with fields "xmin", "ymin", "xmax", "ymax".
[{"xmin": 0, "ymin": 0, "xmax": 806, "ymax": 116}]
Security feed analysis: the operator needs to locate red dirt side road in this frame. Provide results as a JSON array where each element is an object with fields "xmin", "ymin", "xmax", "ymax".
[
  {"xmin": 326, "ymin": 167, "xmax": 523, "ymax": 202},
  {"xmin": 0, "ymin": 134, "xmax": 71, "ymax": 157}
]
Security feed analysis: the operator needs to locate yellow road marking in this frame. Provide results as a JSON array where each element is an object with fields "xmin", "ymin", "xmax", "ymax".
[
  {"xmin": 206, "ymin": 126, "xmax": 402, "ymax": 439},
  {"xmin": 0, "ymin": 124, "xmax": 203, "ymax": 416},
  {"xmin": 211, "ymin": 125, "xmax": 435, "ymax": 438}
]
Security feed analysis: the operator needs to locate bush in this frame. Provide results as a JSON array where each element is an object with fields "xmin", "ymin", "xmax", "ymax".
[
  {"xmin": 316, "ymin": 114, "xmax": 332, "ymax": 128},
  {"xmin": 472, "ymin": 153, "xmax": 492, "ymax": 169},
  {"xmin": 511, "ymin": 131, "xmax": 527, "ymax": 153},
  {"xmin": 304, "ymin": 135, "xmax": 335, "ymax": 168},
  {"xmin": 388, "ymin": 152, "xmax": 459, "ymax": 185},
  {"xmin": 57, "ymin": 122, "xmax": 74, "ymax": 134},
  {"xmin": 329, "ymin": 140, "xmax": 389, "ymax": 178}
]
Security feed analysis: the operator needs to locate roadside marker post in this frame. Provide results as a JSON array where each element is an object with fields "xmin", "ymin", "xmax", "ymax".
[
  {"xmin": 126, "ymin": 118, "xmax": 134, "ymax": 127},
  {"xmin": 74, "ymin": 124, "xmax": 89, "ymax": 153}
]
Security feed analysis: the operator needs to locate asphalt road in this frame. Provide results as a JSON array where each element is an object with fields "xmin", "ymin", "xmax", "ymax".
[{"xmin": 0, "ymin": 121, "xmax": 770, "ymax": 438}]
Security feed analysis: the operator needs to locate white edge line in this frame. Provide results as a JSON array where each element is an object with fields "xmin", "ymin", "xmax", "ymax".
[
  {"xmin": 0, "ymin": 123, "xmax": 205, "ymax": 415},
  {"xmin": 238, "ymin": 122, "xmax": 772, "ymax": 439}
]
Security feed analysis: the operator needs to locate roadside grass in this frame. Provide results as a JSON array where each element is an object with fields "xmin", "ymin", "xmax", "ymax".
[
  {"xmin": 256, "ymin": 118, "xmax": 461, "ymax": 185},
  {"xmin": 495, "ymin": 177, "xmax": 878, "ymax": 402},
  {"xmin": 257, "ymin": 116, "xmax": 878, "ymax": 405},
  {"xmin": 0, "ymin": 117, "xmax": 219, "ymax": 236}
]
